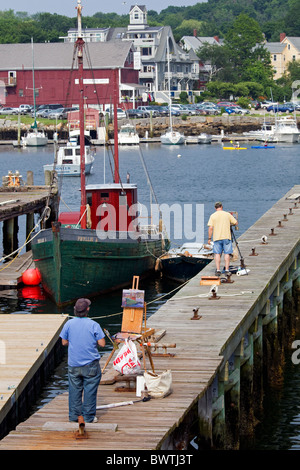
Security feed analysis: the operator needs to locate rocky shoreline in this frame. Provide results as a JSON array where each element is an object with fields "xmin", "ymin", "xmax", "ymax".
[{"xmin": 0, "ymin": 114, "xmax": 299, "ymax": 141}]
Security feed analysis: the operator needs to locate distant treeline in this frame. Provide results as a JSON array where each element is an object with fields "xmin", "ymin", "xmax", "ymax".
[{"xmin": 0, "ymin": 0, "xmax": 299, "ymax": 44}]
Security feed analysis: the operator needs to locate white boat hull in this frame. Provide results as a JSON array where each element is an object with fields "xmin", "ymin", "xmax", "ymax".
[
  {"xmin": 252, "ymin": 116, "xmax": 299, "ymax": 144},
  {"xmin": 22, "ymin": 133, "xmax": 48, "ymax": 147},
  {"xmin": 118, "ymin": 136, "xmax": 140, "ymax": 145},
  {"xmin": 118, "ymin": 125, "xmax": 140, "ymax": 145},
  {"xmin": 44, "ymin": 161, "xmax": 93, "ymax": 176},
  {"xmin": 160, "ymin": 131, "xmax": 185, "ymax": 145}
]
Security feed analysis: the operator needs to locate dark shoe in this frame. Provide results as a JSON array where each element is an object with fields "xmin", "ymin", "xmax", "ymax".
[
  {"xmin": 225, "ymin": 270, "xmax": 232, "ymax": 278},
  {"xmin": 215, "ymin": 270, "xmax": 221, "ymax": 277}
]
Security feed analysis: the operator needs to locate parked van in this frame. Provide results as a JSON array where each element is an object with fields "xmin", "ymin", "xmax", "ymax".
[
  {"xmin": 19, "ymin": 104, "xmax": 31, "ymax": 114},
  {"xmin": 36, "ymin": 104, "xmax": 63, "ymax": 111}
]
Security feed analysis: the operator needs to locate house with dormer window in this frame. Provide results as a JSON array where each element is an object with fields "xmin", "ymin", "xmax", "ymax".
[
  {"xmin": 64, "ymin": 5, "xmax": 200, "ymax": 102},
  {"xmin": 107, "ymin": 5, "xmax": 200, "ymax": 101},
  {"xmin": 264, "ymin": 33, "xmax": 300, "ymax": 79}
]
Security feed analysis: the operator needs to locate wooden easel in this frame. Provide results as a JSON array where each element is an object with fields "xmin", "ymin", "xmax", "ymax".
[{"xmin": 104, "ymin": 276, "xmax": 156, "ymax": 373}]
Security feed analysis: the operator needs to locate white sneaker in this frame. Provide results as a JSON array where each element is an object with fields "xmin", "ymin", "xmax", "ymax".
[{"xmin": 92, "ymin": 416, "xmax": 98, "ymax": 423}]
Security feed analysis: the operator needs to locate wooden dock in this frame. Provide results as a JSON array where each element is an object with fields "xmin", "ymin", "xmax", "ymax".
[
  {"xmin": 0, "ymin": 186, "xmax": 299, "ymax": 450},
  {"xmin": 0, "ymin": 314, "xmax": 68, "ymax": 440},
  {"xmin": 0, "ymin": 178, "xmax": 59, "ymax": 292}
]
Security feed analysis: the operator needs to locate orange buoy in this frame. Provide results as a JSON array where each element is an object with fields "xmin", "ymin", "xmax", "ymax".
[{"xmin": 22, "ymin": 268, "xmax": 42, "ymax": 286}]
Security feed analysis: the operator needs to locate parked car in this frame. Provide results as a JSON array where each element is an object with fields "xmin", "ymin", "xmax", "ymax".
[
  {"xmin": 217, "ymin": 101, "xmax": 235, "ymax": 108},
  {"xmin": 35, "ymin": 108, "xmax": 52, "ymax": 118},
  {"xmin": 149, "ymin": 105, "xmax": 169, "ymax": 116},
  {"xmin": 197, "ymin": 104, "xmax": 220, "ymax": 115},
  {"xmin": 162, "ymin": 106, "xmax": 180, "ymax": 116},
  {"xmin": 230, "ymin": 106, "xmax": 250, "ymax": 114},
  {"xmin": 126, "ymin": 109, "xmax": 148, "ymax": 118},
  {"xmin": 36, "ymin": 104, "xmax": 63, "ymax": 112},
  {"xmin": 105, "ymin": 107, "xmax": 127, "ymax": 119},
  {"xmin": 260, "ymin": 101, "xmax": 277, "ymax": 109},
  {"xmin": 49, "ymin": 107, "xmax": 78, "ymax": 119},
  {"xmin": 0, "ymin": 107, "xmax": 19, "ymax": 115},
  {"xmin": 136, "ymin": 106, "xmax": 160, "ymax": 117},
  {"xmin": 169, "ymin": 104, "xmax": 195, "ymax": 115},
  {"xmin": 284, "ymin": 102, "xmax": 300, "ymax": 110},
  {"xmin": 48, "ymin": 108, "xmax": 64, "ymax": 119},
  {"xmin": 266, "ymin": 104, "xmax": 295, "ymax": 113}
]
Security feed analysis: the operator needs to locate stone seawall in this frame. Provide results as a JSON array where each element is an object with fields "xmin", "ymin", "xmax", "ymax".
[{"xmin": 0, "ymin": 114, "xmax": 299, "ymax": 140}]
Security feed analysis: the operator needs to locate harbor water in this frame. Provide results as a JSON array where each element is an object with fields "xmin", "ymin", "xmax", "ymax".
[{"xmin": 0, "ymin": 140, "xmax": 299, "ymax": 449}]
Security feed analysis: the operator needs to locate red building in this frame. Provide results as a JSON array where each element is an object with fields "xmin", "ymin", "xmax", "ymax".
[{"xmin": 0, "ymin": 41, "xmax": 143, "ymax": 110}]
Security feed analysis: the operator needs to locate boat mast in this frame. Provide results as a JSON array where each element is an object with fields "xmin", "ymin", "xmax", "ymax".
[
  {"xmin": 31, "ymin": 38, "xmax": 37, "ymax": 129},
  {"xmin": 113, "ymin": 68, "xmax": 120, "ymax": 184},
  {"xmin": 166, "ymin": 38, "xmax": 172, "ymax": 133},
  {"xmin": 76, "ymin": 0, "xmax": 87, "ymax": 228}
]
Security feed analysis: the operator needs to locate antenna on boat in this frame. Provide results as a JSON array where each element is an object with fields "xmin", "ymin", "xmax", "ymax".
[
  {"xmin": 76, "ymin": 0, "xmax": 87, "ymax": 228},
  {"xmin": 31, "ymin": 38, "xmax": 37, "ymax": 130}
]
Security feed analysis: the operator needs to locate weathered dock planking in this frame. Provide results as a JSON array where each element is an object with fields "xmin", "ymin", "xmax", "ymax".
[
  {"xmin": 0, "ymin": 178, "xmax": 59, "ymax": 291},
  {"xmin": 0, "ymin": 251, "xmax": 34, "ymax": 288},
  {"xmin": 0, "ymin": 314, "xmax": 68, "ymax": 440},
  {"xmin": 0, "ymin": 186, "xmax": 299, "ymax": 450}
]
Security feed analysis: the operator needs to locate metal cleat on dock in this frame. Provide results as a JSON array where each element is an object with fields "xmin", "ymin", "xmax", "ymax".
[
  {"xmin": 209, "ymin": 285, "xmax": 220, "ymax": 300},
  {"xmin": 191, "ymin": 307, "xmax": 202, "ymax": 320}
]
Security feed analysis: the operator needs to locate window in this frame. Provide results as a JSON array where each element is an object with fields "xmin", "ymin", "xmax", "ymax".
[
  {"xmin": 100, "ymin": 192, "xmax": 110, "ymax": 202},
  {"xmin": 86, "ymin": 192, "xmax": 93, "ymax": 206},
  {"xmin": 142, "ymin": 47, "xmax": 151, "ymax": 56},
  {"xmin": 273, "ymin": 54, "xmax": 277, "ymax": 61},
  {"xmin": 19, "ymin": 89, "xmax": 24, "ymax": 97}
]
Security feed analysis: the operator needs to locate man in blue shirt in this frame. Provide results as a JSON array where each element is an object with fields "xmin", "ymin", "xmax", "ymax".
[{"xmin": 60, "ymin": 298, "xmax": 106, "ymax": 423}]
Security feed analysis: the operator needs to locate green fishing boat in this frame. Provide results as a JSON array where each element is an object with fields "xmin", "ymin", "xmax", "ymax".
[{"xmin": 31, "ymin": 1, "xmax": 169, "ymax": 306}]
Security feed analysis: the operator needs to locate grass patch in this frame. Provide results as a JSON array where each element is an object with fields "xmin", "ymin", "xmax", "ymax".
[{"xmin": 0, "ymin": 115, "xmax": 67, "ymax": 126}]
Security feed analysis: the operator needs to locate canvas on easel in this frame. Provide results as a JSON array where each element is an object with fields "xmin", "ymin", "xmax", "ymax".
[{"xmin": 121, "ymin": 276, "xmax": 145, "ymax": 334}]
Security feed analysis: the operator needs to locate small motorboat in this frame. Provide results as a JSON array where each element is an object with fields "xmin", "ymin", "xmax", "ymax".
[
  {"xmin": 158, "ymin": 242, "xmax": 213, "ymax": 283},
  {"xmin": 43, "ymin": 131, "xmax": 95, "ymax": 176},
  {"xmin": 185, "ymin": 133, "xmax": 212, "ymax": 145},
  {"xmin": 198, "ymin": 133, "xmax": 212, "ymax": 144},
  {"xmin": 118, "ymin": 124, "xmax": 140, "ymax": 145}
]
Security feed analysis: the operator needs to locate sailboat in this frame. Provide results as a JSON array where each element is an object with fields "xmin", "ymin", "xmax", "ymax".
[
  {"xmin": 160, "ymin": 39, "xmax": 185, "ymax": 145},
  {"xmin": 22, "ymin": 38, "xmax": 48, "ymax": 147},
  {"xmin": 31, "ymin": 1, "xmax": 169, "ymax": 306}
]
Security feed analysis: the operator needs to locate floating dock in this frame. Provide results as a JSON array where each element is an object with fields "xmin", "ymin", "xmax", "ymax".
[
  {"xmin": 0, "ymin": 314, "xmax": 67, "ymax": 440},
  {"xmin": 0, "ymin": 186, "xmax": 299, "ymax": 450}
]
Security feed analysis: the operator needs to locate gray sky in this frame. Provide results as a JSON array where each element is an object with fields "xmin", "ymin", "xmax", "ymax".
[{"xmin": 4, "ymin": 0, "xmax": 204, "ymax": 16}]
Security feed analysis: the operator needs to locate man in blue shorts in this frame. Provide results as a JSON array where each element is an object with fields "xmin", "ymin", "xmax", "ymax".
[
  {"xmin": 60, "ymin": 298, "xmax": 106, "ymax": 423},
  {"xmin": 207, "ymin": 201, "xmax": 238, "ymax": 278}
]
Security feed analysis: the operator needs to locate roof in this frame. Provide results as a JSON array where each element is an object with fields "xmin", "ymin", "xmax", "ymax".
[
  {"xmin": 282, "ymin": 36, "xmax": 300, "ymax": 51},
  {"xmin": 0, "ymin": 41, "xmax": 134, "ymax": 71},
  {"xmin": 264, "ymin": 42, "xmax": 286, "ymax": 54},
  {"xmin": 130, "ymin": 5, "xmax": 147, "ymax": 12},
  {"xmin": 181, "ymin": 36, "xmax": 221, "ymax": 52}
]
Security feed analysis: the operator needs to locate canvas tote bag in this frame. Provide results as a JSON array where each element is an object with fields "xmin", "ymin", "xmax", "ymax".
[{"xmin": 144, "ymin": 370, "xmax": 172, "ymax": 398}]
